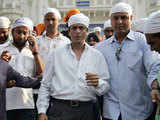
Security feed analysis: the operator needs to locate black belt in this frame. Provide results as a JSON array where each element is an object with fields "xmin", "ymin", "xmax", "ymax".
[{"xmin": 50, "ymin": 97, "xmax": 93, "ymax": 107}]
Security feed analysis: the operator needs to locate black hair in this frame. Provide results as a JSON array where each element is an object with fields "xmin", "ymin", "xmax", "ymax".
[
  {"xmin": 86, "ymin": 32, "xmax": 99, "ymax": 43},
  {"xmin": 150, "ymin": 32, "xmax": 160, "ymax": 38}
]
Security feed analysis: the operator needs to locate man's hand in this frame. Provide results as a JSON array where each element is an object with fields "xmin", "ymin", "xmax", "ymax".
[
  {"xmin": 7, "ymin": 80, "xmax": 16, "ymax": 88},
  {"xmin": 86, "ymin": 72, "xmax": 99, "ymax": 87},
  {"xmin": 1, "ymin": 51, "xmax": 11, "ymax": 62},
  {"xmin": 27, "ymin": 35, "xmax": 37, "ymax": 53},
  {"xmin": 151, "ymin": 89, "xmax": 160, "ymax": 103},
  {"xmin": 151, "ymin": 89, "xmax": 160, "ymax": 114},
  {"xmin": 38, "ymin": 113, "xmax": 48, "ymax": 120}
]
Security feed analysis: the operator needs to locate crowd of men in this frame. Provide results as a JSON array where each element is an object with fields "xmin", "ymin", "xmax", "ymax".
[{"xmin": 1, "ymin": 2, "xmax": 160, "ymax": 120}]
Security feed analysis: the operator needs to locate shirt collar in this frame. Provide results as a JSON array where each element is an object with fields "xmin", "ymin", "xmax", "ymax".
[
  {"xmin": 67, "ymin": 42, "xmax": 90, "ymax": 55},
  {"xmin": 42, "ymin": 32, "xmax": 62, "ymax": 40},
  {"xmin": 109, "ymin": 30, "xmax": 135, "ymax": 44}
]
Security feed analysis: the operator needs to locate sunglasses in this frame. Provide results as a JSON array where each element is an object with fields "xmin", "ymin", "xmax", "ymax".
[
  {"xmin": 115, "ymin": 47, "xmax": 121, "ymax": 61},
  {"xmin": 113, "ymin": 15, "xmax": 129, "ymax": 21},
  {"xmin": 70, "ymin": 26, "xmax": 87, "ymax": 31}
]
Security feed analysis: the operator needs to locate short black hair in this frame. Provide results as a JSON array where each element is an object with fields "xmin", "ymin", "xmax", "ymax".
[
  {"xmin": 150, "ymin": 32, "xmax": 160, "ymax": 38},
  {"xmin": 86, "ymin": 32, "xmax": 99, "ymax": 43}
]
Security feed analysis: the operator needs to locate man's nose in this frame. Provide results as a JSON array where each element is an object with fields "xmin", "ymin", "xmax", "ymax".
[
  {"xmin": 75, "ymin": 27, "xmax": 81, "ymax": 32},
  {"xmin": 0, "ymin": 33, "xmax": 4, "ymax": 37},
  {"xmin": 117, "ymin": 18, "xmax": 123, "ymax": 24},
  {"xmin": 19, "ymin": 33, "xmax": 25, "ymax": 38},
  {"xmin": 48, "ymin": 20, "xmax": 53, "ymax": 24}
]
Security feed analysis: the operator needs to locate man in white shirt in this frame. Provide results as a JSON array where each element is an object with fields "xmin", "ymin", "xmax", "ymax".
[
  {"xmin": 37, "ymin": 13, "xmax": 110, "ymax": 120},
  {"xmin": 34, "ymin": 8, "xmax": 70, "ymax": 118},
  {"xmin": 2, "ymin": 17, "xmax": 44, "ymax": 120},
  {"xmin": 36, "ymin": 8, "xmax": 70, "ymax": 64},
  {"xmin": 0, "ymin": 16, "xmax": 11, "ymax": 52}
]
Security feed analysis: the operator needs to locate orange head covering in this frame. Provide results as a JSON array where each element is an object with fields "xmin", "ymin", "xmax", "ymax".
[
  {"xmin": 36, "ymin": 23, "xmax": 46, "ymax": 36},
  {"xmin": 64, "ymin": 8, "xmax": 80, "ymax": 23}
]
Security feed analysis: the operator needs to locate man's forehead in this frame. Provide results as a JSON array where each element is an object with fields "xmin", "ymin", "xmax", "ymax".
[
  {"xmin": 111, "ymin": 12, "xmax": 130, "ymax": 17},
  {"xmin": 14, "ymin": 26, "xmax": 29, "ymax": 31},
  {"xmin": 104, "ymin": 27, "xmax": 113, "ymax": 30},
  {"xmin": 71, "ymin": 23, "xmax": 86, "ymax": 27},
  {"xmin": 0, "ymin": 28, "xmax": 9, "ymax": 32},
  {"xmin": 44, "ymin": 13, "xmax": 58, "ymax": 18}
]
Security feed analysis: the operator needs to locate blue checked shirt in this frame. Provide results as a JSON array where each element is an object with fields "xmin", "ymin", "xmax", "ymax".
[{"xmin": 95, "ymin": 30, "xmax": 160, "ymax": 120}]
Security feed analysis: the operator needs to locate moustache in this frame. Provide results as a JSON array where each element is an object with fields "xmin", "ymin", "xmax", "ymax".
[
  {"xmin": 47, "ymin": 24, "xmax": 54, "ymax": 29},
  {"xmin": 13, "ymin": 39, "xmax": 27, "ymax": 47}
]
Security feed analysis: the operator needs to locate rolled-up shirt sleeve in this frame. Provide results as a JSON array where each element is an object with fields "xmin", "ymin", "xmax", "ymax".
[{"xmin": 37, "ymin": 51, "xmax": 55, "ymax": 114}]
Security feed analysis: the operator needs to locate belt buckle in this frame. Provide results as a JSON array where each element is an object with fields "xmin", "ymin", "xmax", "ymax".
[{"xmin": 70, "ymin": 100, "xmax": 79, "ymax": 107}]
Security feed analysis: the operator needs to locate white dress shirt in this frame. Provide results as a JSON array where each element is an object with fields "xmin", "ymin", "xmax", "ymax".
[
  {"xmin": 34, "ymin": 33, "xmax": 70, "ymax": 94},
  {"xmin": 37, "ymin": 43, "xmax": 110, "ymax": 114},
  {"xmin": 3, "ymin": 43, "xmax": 36, "ymax": 110},
  {"xmin": 36, "ymin": 33, "xmax": 70, "ymax": 65}
]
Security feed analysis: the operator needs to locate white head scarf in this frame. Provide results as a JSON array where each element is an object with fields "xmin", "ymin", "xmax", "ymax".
[
  {"xmin": 110, "ymin": 2, "xmax": 132, "ymax": 16},
  {"xmin": 132, "ymin": 18, "xmax": 148, "ymax": 33},
  {"xmin": 43, "ymin": 8, "xmax": 61, "ymax": 20},
  {"xmin": 104, "ymin": 20, "xmax": 112, "ymax": 29},
  {"xmin": 0, "ymin": 16, "xmax": 10, "ymax": 28},
  {"xmin": 68, "ymin": 13, "xmax": 89, "ymax": 28},
  {"xmin": 11, "ymin": 17, "xmax": 33, "ymax": 32},
  {"xmin": 144, "ymin": 10, "xmax": 160, "ymax": 34},
  {"xmin": 94, "ymin": 27, "xmax": 101, "ymax": 32}
]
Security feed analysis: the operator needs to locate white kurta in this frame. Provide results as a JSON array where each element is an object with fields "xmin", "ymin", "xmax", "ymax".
[
  {"xmin": 37, "ymin": 43, "xmax": 110, "ymax": 114},
  {"xmin": 3, "ymin": 43, "xmax": 36, "ymax": 110}
]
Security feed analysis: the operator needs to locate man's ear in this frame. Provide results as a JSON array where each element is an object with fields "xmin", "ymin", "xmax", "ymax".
[
  {"xmin": 130, "ymin": 15, "xmax": 133, "ymax": 21},
  {"xmin": 58, "ymin": 19, "xmax": 61, "ymax": 24},
  {"xmin": 68, "ymin": 27, "xmax": 71, "ymax": 37},
  {"xmin": 8, "ymin": 27, "xmax": 10, "ymax": 32},
  {"xmin": 11, "ymin": 29, "xmax": 14, "ymax": 35}
]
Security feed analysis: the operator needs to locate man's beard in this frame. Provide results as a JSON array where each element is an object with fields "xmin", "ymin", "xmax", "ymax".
[
  {"xmin": 13, "ymin": 39, "xmax": 27, "ymax": 47},
  {"xmin": 0, "ymin": 35, "xmax": 8, "ymax": 44}
]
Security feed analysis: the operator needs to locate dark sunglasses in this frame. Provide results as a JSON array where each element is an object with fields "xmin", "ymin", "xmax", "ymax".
[
  {"xmin": 113, "ymin": 15, "xmax": 129, "ymax": 21},
  {"xmin": 70, "ymin": 26, "xmax": 87, "ymax": 31},
  {"xmin": 115, "ymin": 47, "xmax": 121, "ymax": 61}
]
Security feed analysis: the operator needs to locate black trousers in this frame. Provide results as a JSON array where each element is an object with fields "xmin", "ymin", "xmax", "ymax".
[
  {"xmin": 7, "ymin": 109, "xmax": 36, "ymax": 120},
  {"xmin": 47, "ymin": 98, "xmax": 96, "ymax": 120}
]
